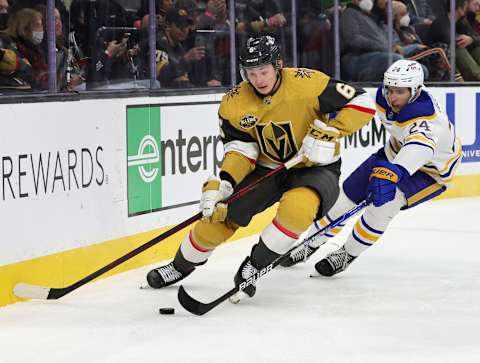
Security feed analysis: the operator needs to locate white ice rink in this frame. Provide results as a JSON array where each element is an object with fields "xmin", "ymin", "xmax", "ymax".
[{"xmin": 1, "ymin": 197, "xmax": 479, "ymax": 363}]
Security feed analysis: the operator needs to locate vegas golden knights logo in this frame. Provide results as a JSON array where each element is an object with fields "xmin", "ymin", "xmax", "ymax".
[{"xmin": 255, "ymin": 121, "xmax": 298, "ymax": 163}]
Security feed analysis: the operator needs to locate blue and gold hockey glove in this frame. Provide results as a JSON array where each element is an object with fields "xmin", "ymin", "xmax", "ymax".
[{"xmin": 367, "ymin": 160, "xmax": 408, "ymax": 207}]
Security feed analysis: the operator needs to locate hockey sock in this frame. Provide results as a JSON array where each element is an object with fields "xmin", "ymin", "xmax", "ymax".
[
  {"xmin": 178, "ymin": 231, "xmax": 214, "ymax": 269},
  {"xmin": 308, "ymin": 189, "xmax": 356, "ymax": 247},
  {"xmin": 344, "ymin": 194, "xmax": 403, "ymax": 256},
  {"xmin": 309, "ymin": 214, "xmax": 346, "ymax": 247}
]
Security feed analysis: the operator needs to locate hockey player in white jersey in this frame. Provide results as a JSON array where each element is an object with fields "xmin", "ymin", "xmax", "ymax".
[{"xmin": 282, "ymin": 59, "xmax": 462, "ymax": 275}]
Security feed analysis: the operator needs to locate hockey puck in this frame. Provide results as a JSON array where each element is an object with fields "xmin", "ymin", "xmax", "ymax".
[{"xmin": 159, "ymin": 307, "xmax": 175, "ymax": 315}]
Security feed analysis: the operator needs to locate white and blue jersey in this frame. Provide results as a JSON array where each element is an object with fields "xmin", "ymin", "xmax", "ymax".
[
  {"xmin": 342, "ymin": 86, "xmax": 462, "ymax": 210},
  {"xmin": 376, "ymin": 86, "xmax": 462, "ymax": 186}
]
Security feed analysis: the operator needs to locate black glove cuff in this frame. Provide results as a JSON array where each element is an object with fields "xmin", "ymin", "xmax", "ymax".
[{"xmin": 219, "ymin": 171, "xmax": 236, "ymax": 187}]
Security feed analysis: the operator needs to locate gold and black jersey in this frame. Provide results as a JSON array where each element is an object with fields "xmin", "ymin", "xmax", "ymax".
[{"xmin": 218, "ymin": 67, "xmax": 376, "ymax": 182}]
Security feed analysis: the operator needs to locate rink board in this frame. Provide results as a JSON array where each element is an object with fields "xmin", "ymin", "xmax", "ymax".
[{"xmin": 1, "ymin": 87, "xmax": 479, "ymax": 307}]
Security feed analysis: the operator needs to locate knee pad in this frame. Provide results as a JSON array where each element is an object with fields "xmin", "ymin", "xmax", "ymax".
[
  {"xmin": 192, "ymin": 219, "xmax": 238, "ymax": 249},
  {"xmin": 276, "ymin": 187, "xmax": 321, "ymax": 233}
]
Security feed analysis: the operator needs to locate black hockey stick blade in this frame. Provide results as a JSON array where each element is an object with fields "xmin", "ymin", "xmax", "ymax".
[
  {"xmin": 177, "ymin": 285, "xmax": 239, "ymax": 316},
  {"xmin": 177, "ymin": 201, "xmax": 368, "ymax": 315}
]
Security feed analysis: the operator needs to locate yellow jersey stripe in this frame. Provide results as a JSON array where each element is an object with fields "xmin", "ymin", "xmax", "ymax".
[
  {"xmin": 394, "ymin": 113, "xmax": 436, "ymax": 127},
  {"xmin": 407, "ymin": 183, "xmax": 444, "ymax": 206},
  {"xmin": 376, "ymin": 103, "xmax": 386, "ymax": 114},
  {"xmin": 438, "ymin": 139, "xmax": 462, "ymax": 173}
]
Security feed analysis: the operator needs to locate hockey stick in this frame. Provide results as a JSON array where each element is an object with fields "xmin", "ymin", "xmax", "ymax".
[
  {"xmin": 178, "ymin": 200, "xmax": 367, "ymax": 315},
  {"xmin": 13, "ymin": 154, "xmax": 305, "ymax": 300}
]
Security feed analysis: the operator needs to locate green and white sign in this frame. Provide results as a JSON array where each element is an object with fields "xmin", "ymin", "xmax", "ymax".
[{"xmin": 127, "ymin": 106, "xmax": 162, "ymax": 216}]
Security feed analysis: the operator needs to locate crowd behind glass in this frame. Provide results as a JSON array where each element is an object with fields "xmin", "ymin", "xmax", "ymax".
[{"xmin": 1, "ymin": 0, "xmax": 480, "ymax": 95}]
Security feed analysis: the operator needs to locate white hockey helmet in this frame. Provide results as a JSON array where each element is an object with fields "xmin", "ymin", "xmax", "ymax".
[{"xmin": 383, "ymin": 60, "xmax": 424, "ymax": 103}]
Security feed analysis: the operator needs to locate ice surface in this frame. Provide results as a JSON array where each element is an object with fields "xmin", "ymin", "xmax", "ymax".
[{"xmin": 1, "ymin": 197, "xmax": 479, "ymax": 363}]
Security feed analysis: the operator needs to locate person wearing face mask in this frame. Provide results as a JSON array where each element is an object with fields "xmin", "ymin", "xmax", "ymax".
[
  {"xmin": 340, "ymin": 0, "xmax": 404, "ymax": 81},
  {"xmin": 389, "ymin": 1, "xmax": 429, "ymax": 58},
  {"xmin": 33, "ymin": 4, "xmax": 85, "ymax": 91},
  {"xmin": 4, "ymin": 7, "xmax": 47, "ymax": 90},
  {"xmin": 402, "ymin": 0, "xmax": 435, "ymax": 26},
  {"xmin": 428, "ymin": 0, "xmax": 480, "ymax": 81}
]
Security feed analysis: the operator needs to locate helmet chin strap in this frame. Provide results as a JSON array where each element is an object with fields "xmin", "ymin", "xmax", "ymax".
[
  {"xmin": 266, "ymin": 70, "xmax": 282, "ymax": 96},
  {"xmin": 408, "ymin": 85, "xmax": 423, "ymax": 103}
]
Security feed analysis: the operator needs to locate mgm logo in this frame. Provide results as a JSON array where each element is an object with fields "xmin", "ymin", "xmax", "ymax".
[{"xmin": 255, "ymin": 121, "xmax": 298, "ymax": 163}]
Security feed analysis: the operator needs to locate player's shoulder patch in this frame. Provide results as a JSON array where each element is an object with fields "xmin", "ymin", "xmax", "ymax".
[
  {"xmin": 283, "ymin": 67, "xmax": 329, "ymax": 100},
  {"xmin": 292, "ymin": 68, "xmax": 317, "ymax": 79},
  {"xmin": 223, "ymin": 84, "xmax": 242, "ymax": 101},
  {"xmin": 396, "ymin": 90, "xmax": 436, "ymax": 125},
  {"xmin": 282, "ymin": 67, "xmax": 324, "ymax": 82},
  {"xmin": 220, "ymin": 82, "xmax": 252, "ymax": 120}
]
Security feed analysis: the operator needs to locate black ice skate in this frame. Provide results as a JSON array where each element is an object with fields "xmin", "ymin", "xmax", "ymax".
[
  {"xmin": 280, "ymin": 243, "xmax": 319, "ymax": 267},
  {"xmin": 146, "ymin": 249, "xmax": 196, "ymax": 288},
  {"xmin": 232, "ymin": 257, "xmax": 258, "ymax": 301},
  {"xmin": 146, "ymin": 261, "xmax": 194, "ymax": 288},
  {"xmin": 314, "ymin": 246, "xmax": 356, "ymax": 277}
]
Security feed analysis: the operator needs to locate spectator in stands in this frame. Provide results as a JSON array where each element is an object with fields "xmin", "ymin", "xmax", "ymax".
[
  {"xmin": 137, "ymin": 0, "xmax": 174, "ymax": 30},
  {"xmin": 402, "ymin": 0, "xmax": 435, "ymax": 26},
  {"xmin": 9, "ymin": 0, "xmax": 68, "ymax": 30},
  {"xmin": 0, "ymin": 18, "xmax": 33, "ymax": 92},
  {"xmin": 69, "ymin": 0, "xmax": 129, "ymax": 58},
  {"xmin": 34, "ymin": 4, "xmax": 85, "ymax": 91},
  {"xmin": 142, "ymin": 8, "xmax": 204, "ymax": 88},
  {"xmin": 428, "ymin": 0, "xmax": 480, "ymax": 81},
  {"xmin": 0, "ymin": 0, "xmax": 9, "ymax": 31},
  {"xmin": 177, "ymin": 0, "xmax": 207, "ymax": 26},
  {"xmin": 297, "ymin": 1, "xmax": 334, "ymax": 73},
  {"xmin": 466, "ymin": 0, "xmax": 480, "ymax": 34},
  {"xmin": 235, "ymin": 0, "xmax": 287, "ymax": 37},
  {"xmin": 390, "ymin": 0, "xmax": 429, "ymax": 57},
  {"xmin": 6, "ymin": 8, "xmax": 48, "ymax": 90},
  {"xmin": 371, "ymin": 0, "xmax": 388, "ymax": 24},
  {"xmin": 190, "ymin": 0, "xmax": 229, "ymax": 86},
  {"xmin": 87, "ymin": 30, "xmax": 140, "ymax": 89},
  {"xmin": 340, "ymin": 0, "xmax": 403, "ymax": 81}
]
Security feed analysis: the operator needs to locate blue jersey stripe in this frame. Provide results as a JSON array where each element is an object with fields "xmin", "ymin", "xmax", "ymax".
[{"xmin": 403, "ymin": 141, "xmax": 435, "ymax": 153}]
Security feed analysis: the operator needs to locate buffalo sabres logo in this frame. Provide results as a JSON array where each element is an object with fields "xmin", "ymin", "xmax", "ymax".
[
  {"xmin": 255, "ymin": 121, "xmax": 298, "ymax": 163},
  {"xmin": 240, "ymin": 114, "xmax": 258, "ymax": 129}
]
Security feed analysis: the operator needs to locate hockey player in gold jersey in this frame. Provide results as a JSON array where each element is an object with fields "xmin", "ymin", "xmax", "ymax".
[{"xmin": 146, "ymin": 36, "xmax": 376, "ymax": 297}]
